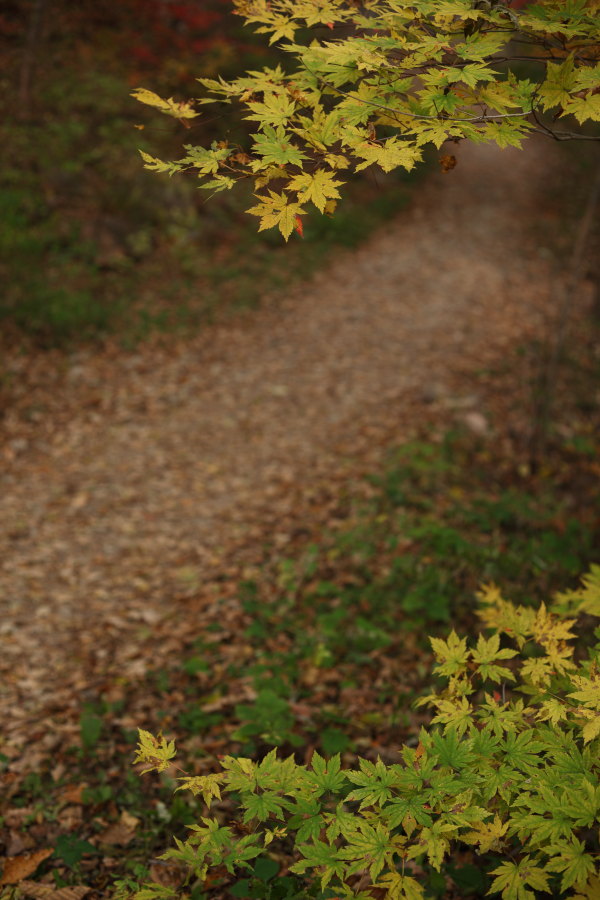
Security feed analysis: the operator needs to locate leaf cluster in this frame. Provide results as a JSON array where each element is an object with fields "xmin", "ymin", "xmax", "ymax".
[
  {"xmin": 130, "ymin": 567, "xmax": 600, "ymax": 900},
  {"xmin": 134, "ymin": 0, "xmax": 600, "ymax": 237}
]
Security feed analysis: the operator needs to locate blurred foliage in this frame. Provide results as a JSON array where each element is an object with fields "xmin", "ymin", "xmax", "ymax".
[{"xmin": 0, "ymin": 1, "xmax": 420, "ymax": 345}]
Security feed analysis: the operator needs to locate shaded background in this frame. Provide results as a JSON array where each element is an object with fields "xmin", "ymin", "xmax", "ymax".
[{"xmin": 1, "ymin": 0, "xmax": 422, "ymax": 346}]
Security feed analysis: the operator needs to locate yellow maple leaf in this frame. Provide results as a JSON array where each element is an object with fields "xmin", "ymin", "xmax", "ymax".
[
  {"xmin": 463, "ymin": 815, "xmax": 508, "ymax": 853},
  {"xmin": 246, "ymin": 191, "xmax": 306, "ymax": 240},
  {"xmin": 534, "ymin": 602, "xmax": 576, "ymax": 642},
  {"xmin": 131, "ymin": 88, "xmax": 199, "ymax": 121}
]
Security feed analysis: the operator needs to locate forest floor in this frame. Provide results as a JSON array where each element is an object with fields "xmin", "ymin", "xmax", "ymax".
[{"xmin": 0, "ymin": 138, "xmax": 599, "ymax": 899}]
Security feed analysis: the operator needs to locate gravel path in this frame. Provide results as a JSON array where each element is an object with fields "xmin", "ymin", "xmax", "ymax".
[{"xmin": 0, "ymin": 140, "xmax": 563, "ymax": 737}]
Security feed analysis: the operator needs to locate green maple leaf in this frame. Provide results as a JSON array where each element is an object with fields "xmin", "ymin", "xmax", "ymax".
[
  {"xmin": 290, "ymin": 839, "xmax": 347, "ymax": 888},
  {"xmin": 307, "ymin": 751, "xmax": 347, "ymax": 794},
  {"xmin": 463, "ymin": 814, "xmax": 508, "ymax": 853},
  {"xmin": 501, "ymin": 731, "xmax": 545, "ymax": 775},
  {"xmin": 180, "ymin": 143, "xmax": 231, "ymax": 175},
  {"xmin": 287, "ymin": 795, "xmax": 323, "ymax": 843},
  {"xmin": 138, "ymin": 151, "xmax": 181, "ymax": 176},
  {"xmin": 339, "ymin": 821, "xmax": 392, "ymax": 880},
  {"xmin": 546, "ymin": 838, "xmax": 597, "ymax": 891},
  {"xmin": 429, "ymin": 728, "xmax": 476, "ymax": 770},
  {"xmin": 251, "ymin": 126, "xmax": 309, "ymax": 166},
  {"xmin": 324, "ymin": 802, "xmax": 363, "ymax": 842},
  {"xmin": 245, "ymin": 92, "xmax": 297, "ymax": 127},
  {"xmin": 222, "ymin": 834, "xmax": 263, "ymax": 873},
  {"xmin": 220, "ymin": 755, "xmax": 257, "ymax": 792},
  {"xmin": 471, "ymin": 633, "xmax": 517, "ymax": 683},
  {"xmin": 383, "ymin": 794, "xmax": 433, "ymax": 829},
  {"xmin": 345, "ymin": 757, "xmax": 400, "ymax": 809},
  {"xmin": 242, "ymin": 791, "xmax": 288, "ymax": 823}
]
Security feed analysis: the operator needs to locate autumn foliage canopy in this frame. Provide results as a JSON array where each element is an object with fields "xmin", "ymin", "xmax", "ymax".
[{"xmin": 135, "ymin": 0, "xmax": 600, "ymax": 238}]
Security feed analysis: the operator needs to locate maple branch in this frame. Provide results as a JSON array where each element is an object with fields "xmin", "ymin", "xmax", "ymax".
[{"xmin": 302, "ymin": 63, "xmax": 600, "ymax": 141}]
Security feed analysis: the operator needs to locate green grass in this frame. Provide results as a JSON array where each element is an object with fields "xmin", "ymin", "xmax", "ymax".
[{"xmin": 150, "ymin": 430, "xmax": 599, "ymax": 759}]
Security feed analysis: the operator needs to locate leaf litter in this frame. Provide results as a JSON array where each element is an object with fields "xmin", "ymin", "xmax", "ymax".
[{"xmin": 0, "ymin": 140, "xmax": 599, "ymax": 897}]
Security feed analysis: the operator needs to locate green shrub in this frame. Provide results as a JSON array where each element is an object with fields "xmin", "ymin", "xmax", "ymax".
[{"xmin": 130, "ymin": 567, "xmax": 600, "ymax": 900}]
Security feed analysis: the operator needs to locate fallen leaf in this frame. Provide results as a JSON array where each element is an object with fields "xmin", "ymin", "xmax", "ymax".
[
  {"xmin": 98, "ymin": 811, "xmax": 139, "ymax": 847},
  {"xmin": 58, "ymin": 784, "xmax": 86, "ymax": 806},
  {"xmin": 119, "ymin": 810, "xmax": 140, "ymax": 830},
  {"xmin": 0, "ymin": 849, "xmax": 53, "ymax": 884},
  {"xmin": 97, "ymin": 823, "xmax": 135, "ymax": 847},
  {"xmin": 149, "ymin": 862, "xmax": 185, "ymax": 888},
  {"xmin": 439, "ymin": 154, "xmax": 457, "ymax": 173},
  {"xmin": 6, "ymin": 830, "xmax": 36, "ymax": 855},
  {"xmin": 18, "ymin": 881, "xmax": 91, "ymax": 900}
]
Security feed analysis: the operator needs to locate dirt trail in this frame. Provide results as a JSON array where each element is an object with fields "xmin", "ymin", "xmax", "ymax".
[{"xmin": 0, "ymin": 141, "xmax": 565, "ymax": 736}]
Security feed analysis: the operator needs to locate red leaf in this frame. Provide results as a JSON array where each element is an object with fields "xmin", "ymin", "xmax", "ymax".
[{"xmin": 294, "ymin": 215, "xmax": 304, "ymax": 238}]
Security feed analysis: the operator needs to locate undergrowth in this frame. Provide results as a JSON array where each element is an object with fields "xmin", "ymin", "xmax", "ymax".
[
  {"xmin": 1, "ymin": 429, "xmax": 598, "ymax": 895},
  {"xmin": 131, "ymin": 569, "xmax": 600, "ymax": 900}
]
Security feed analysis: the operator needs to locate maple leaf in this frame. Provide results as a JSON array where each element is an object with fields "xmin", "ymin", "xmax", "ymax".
[
  {"xmin": 546, "ymin": 838, "xmax": 596, "ymax": 892},
  {"xmin": 372, "ymin": 872, "xmax": 425, "ymax": 900},
  {"xmin": 131, "ymin": 89, "xmax": 198, "ymax": 121},
  {"xmin": 251, "ymin": 126, "xmax": 308, "ymax": 166},
  {"xmin": 538, "ymin": 57, "xmax": 577, "ymax": 111},
  {"xmin": 568, "ymin": 673, "xmax": 600, "ymax": 709},
  {"xmin": 537, "ymin": 697, "xmax": 569, "ymax": 725},
  {"xmin": 307, "ymin": 751, "xmax": 346, "ymax": 795},
  {"xmin": 463, "ymin": 814, "xmax": 508, "ymax": 853},
  {"xmin": 138, "ymin": 151, "xmax": 180, "ymax": 176},
  {"xmin": 346, "ymin": 757, "xmax": 399, "ymax": 809},
  {"xmin": 554, "ymin": 566, "xmax": 600, "ymax": 617},
  {"xmin": 471, "ymin": 632, "xmax": 517, "ymax": 683},
  {"xmin": 245, "ymin": 92, "xmax": 297, "ymax": 127},
  {"xmin": 353, "ymin": 137, "xmax": 421, "ymax": 173},
  {"xmin": 176, "ymin": 773, "xmax": 225, "ymax": 806},
  {"xmin": 489, "ymin": 857, "xmax": 550, "ymax": 900},
  {"xmin": 431, "ymin": 695, "xmax": 473, "ymax": 736},
  {"xmin": 339, "ymin": 821, "xmax": 392, "ymax": 880},
  {"xmin": 408, "ymin": 821, "xmax": 456, "ymax": 871},
  {"xmin": 572, "ymin": 873, "xmax": 600, "ymax": 900},
  {"xmin": 246, "ymin": 191, "xmax": 307, "ymax": 240},
  {"xmin": 562, "ymin": 92, "xmax": 600, "ymax": 125},
  {"xmin": 521, "ymin": 656, "xmax": 555, "ymax": 688},
  {"xmin": 476, "ymin": 586, "xmax": 535, "ymax": 647},
  {"xmin": 288, "ymin": 170, "xmax": 344, "ymax": 212},
  {"xmin": 533, "ymin": 603, "xmax": 576, "ymax": 649},
  {"xmin": 430, "ymin": 631, "xmax": 470, "ymax": 677},
  {"xmin": 290, "ymin": 840, "xmax": 347, "ymax": 888},
  {"xmin": 134, "ymin": 729, "xmax": 176, "ymax": 774},
  {"xmin": 581, "ymin": 713, "xmax": 600, "ymax": 744}
]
